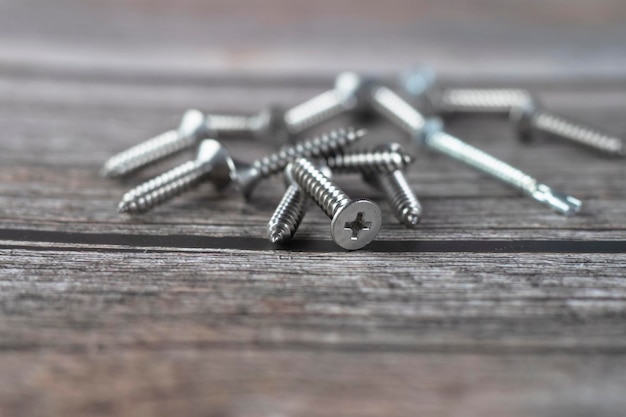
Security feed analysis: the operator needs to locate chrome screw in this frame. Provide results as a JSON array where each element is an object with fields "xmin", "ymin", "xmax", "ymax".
[
  {"xmin": 358, "ymin": 76, "xmax": 582, "ymax": 215},
  {"xmin": 236, "ymin": 127, "xmax": 365, "ymax": 199},
  {"xmin": 118, "ymin": 139, "xmax": 236, "ymax": 214},
  {"xmin": 402, "ymin": 67, "xmax": 532, "ymax": 115},
  {"xmin": 290, "ymin": 158, "xmax": 382, "ymax": 250},
  {"xmin": 283, "ymin": 72, "xmax": 372, "ymax": 135},
  {"xmin": 325, "ymin": 143, "xmax": 422, "ymax": 227},
  {"xmin": 404, "ymin": 68, "xmax": 625, "ymax": 157},
  {"xmin": 102, "ymin": 107, "xmax": 285, "ymax": 179},
  {"xmin": 118, "ymin": 127, "xmax": 364, "ymax": 214},
  {"xmin": 267, "ymin": 164, "xmax": 332, "ymax": 245}
]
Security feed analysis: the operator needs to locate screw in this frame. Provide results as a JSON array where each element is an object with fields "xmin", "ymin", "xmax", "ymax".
[
  {"xmin": 402, "ymin": 67, "xmax": 533, "ymax": 115},
  {"xmin": 403, "ymin": 68, "xmax": 625, "ymax": 157},
  {"xmin": 424, "ymin": 119, "xmax": 582, "ymax": 215},
  {"xmin": 290, "ymin": 158, "xmax": 382, "ymax": 250},
  {"xmin": 102, "ymin": 107, "xmax": 285, "ymax": 179},
  {"xmin": 236, "ymin": 127, "xmax": 365, "ymax": 199},
  {"xmin": 267, "ymin": 164, "xmax": 332, "ymax": 245},
  {"xmin": 353, "ymin": 76, "xmax": 582, "ymax": 215},
  {"xmin": 118, "ymin": 139, "xmax": 236, "ymax": 214},
  {"xmin": 118, "ymin": 127, "xmax": 364, "ymax": 214},
  {"xmin": 283, "ymin": 72, "xmax": 372, "ymax": 135},
  {"xmin": 325, "ymin": 143, "xmax": 422, "ymax": 227},
  {"xmin": 510, "ymin": 101, "xmax": 625, "ymax": 157}
]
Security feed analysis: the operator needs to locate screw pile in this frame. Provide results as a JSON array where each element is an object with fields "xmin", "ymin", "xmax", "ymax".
[{"xmin": 102, "ymin": 69, "xmax": 624, "ymax": 250}]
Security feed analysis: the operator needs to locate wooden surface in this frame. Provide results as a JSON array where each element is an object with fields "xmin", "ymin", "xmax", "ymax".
[{"xmin": 2, "ymin": 1, "xmax": 626, "ymax": 416}]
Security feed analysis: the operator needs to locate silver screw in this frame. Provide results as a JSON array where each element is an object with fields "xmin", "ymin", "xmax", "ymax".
[
  {"xmin": 118, "ymin": 139, "xmax": 235, "ymax": 214},
  {"xmin": 402, "ymin": 68, "xmax": 532, "ymax": 115},
  {"xmin": 325, "ymin": 143, "xmax": 422, "ymax": 227},
  {"xmin": 236, "ymin": 127, "xmax": 366, "ymax": 199},
  {"xmin": 102, "ymin": 107, "xmax": 285, "ymax": 179},
  {"xmin": 359, "ymin": 77, "xmax": 582, "ymax": 215},
  {"xmin": 267, "ymin": 164, "xmax": 332, "ymax": 245},
  {"xmin": 404, "ymin": 68, "xmax": 625, "ymax": 157},
  {"xmin": 283, "ymin": 72, "xmax": 371, "ymax": 135},
  {"xmin": 289, "ymin": 158, "xmax": 382, "ymax": 250},
  {"xmin": 118, "ymin": 127, "xmax": 364, "ymax": 214},
  {"xmin": 510, "ymin": 101, "xmax": 626, "ymax": 157}
]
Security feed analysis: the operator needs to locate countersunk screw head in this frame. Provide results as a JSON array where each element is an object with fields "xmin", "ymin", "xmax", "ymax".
[
  {"xmin": 330, "ymin": 199, "xmax": 382, "ymax": 251},
  {"xmin": 509, "ymin": 98, "xmax": 540, "ymax": 143},
  {"xmin": 335, "ymin": 71, "xmax": 376, "ymax": 115}
]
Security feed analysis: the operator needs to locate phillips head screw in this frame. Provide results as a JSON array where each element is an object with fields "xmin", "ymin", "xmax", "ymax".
[{"xmin": 289, "ymin": 158, "xmax": 382, "ymax": 250}]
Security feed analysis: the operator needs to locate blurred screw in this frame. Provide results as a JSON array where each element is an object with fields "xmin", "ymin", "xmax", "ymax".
[{"xmin": 102, "ymin": 107, "xmax": 285, "ymax": 179}]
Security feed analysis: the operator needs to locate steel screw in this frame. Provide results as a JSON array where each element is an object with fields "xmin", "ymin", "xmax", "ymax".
[
  {"xmin": 283, "ymin": 72, "xmax": 372, "ymax": 135},
  {"xmin": 118, "ymin": 139, "xmax": 235, "ymax": 214},
  {"xmin": 403, "ymin": 68, "xmax": 625, "ymax": 157},
  {"xmin": 290, "ymin": 158, "xmax": 382, "ymax": 250},
  {"xmin": 356, "ymin": 75, "xmax": 582, "ymax": 215},
  {"xmin": 510, "ymin": 101, "xmax": 625, "ymax": 157},
  {"xmin": 118, "ymin": 127, "xmax": 364, "ymax": 213},
  {"xmin": 102, "ymin": 107, "xmax": 285, "ymax": 179},
  {"xmin": 267, "ymin": 164, "xmax": 332, "ymax": 245},
  {"xmin": 402, "ymin": 68, "xmax": 533, "ymax": 115},
  {"xmin": 236, "ymin": 127, "xmax": 365, "ymax": 199},
  {"xmin": 325, "ymin": 143, "xmax": 422, "ymax": 227}
]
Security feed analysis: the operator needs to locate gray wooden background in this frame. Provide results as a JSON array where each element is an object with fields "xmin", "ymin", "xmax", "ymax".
[{"xmin": 1, "ymin": 1, "xmax": 625, "ymax": 416}]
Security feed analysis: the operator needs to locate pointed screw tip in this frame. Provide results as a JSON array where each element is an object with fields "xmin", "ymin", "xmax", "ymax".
[
  {"xmin": 270, "ymin": 233, "xmax": 286, "ymax": 245},
  {"xmin": 405, "ymin": 213, "xmax": 421, "ymax": 227}
]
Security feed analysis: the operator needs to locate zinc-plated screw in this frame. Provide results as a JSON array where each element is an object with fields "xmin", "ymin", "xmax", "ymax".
[
  {"xmin": 357, "ymin": 76, "xmax": 582, "ymax": 215},
  {"xmin": 290, "ymin": 158, "xmax": 382, "ymax": 250},
  {"xmin": 424, "ymin": 119, "xmax": 582, "ymax": 215},
  {"xmin": 118, "ymin": 127, "xmax": 364, "ymax": 214},
  {"xmin": 102, "ymin": 107, "xmax": 285, "ymax": 178},
  {"xmin": 283, "ymin": 72, "xmax": 371, "ymax": 135},
  {"xmin": 403, "ymin": 68, "xmax": 625, "ymax": 157},
  {"xmin": 267, "ymin": 164, "xmax": 332, "ymax": 245},
  {"xmin": 325, "ymin": 143, "xmax": 422, "ymax": 227}
]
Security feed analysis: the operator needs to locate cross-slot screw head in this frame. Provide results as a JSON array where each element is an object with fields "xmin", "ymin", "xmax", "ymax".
[{"xmin": 290, "ymin": 158, "xmax": 382, "ymax": 250}]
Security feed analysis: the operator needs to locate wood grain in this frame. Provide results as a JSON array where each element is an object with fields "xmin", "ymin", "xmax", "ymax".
[{"xmin": 1, "ymin": 1, "xmax": 626, "ymax": 416}]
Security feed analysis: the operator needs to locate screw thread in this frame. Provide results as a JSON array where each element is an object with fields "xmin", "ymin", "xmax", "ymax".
[
  {"xmin": 439, "ymin": 89, "xmax": 532, "ymax": 114},
  {"xmin": 325, "ymin": 145, "xmax": 412, "ymax": 175},
  {"xmin": 267, "ymin": 184, "xmax": 309, "ymax": 244},
  {"xmin": 370, "ymin": 85, "xmax": 426, "ymax": 134},
  {"xmin": 284, "ymin": 90, "xmax": 346, "ymax": 134},
  {"xmin": 101, "ymin": 129, "xmax": 196, "ymax": 178},
  {"xmin": 207, "ymin": 114, "xmax": 256, "ymax": 137},
  {"xmin": 291, "ymin": 158, "xmax": 350, "ymax": 219},
  {"xmin": 375, "ymin": 170, "xmax": 422, "ymax": 227},
  {"xmin": 426, "ymin": 130, "xmax": 538, "ymax": 193},
  {"xmin": 251, "ymin": 127, "xmax": 364, "ymax": 181},
  {"xmin": 118, "ymin": 160, "xmax": 211, "ymax": 214},
  {"xmin": 533, "ymin": 112, "xmax": 625, "ymax": 157}
]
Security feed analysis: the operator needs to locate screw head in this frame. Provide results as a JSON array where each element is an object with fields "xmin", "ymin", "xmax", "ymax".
[
  {"xmin": 330, "ymin": 199, "xmax": 382, "ymax": 250},
  {"xmin": 253, "ymin": 106, "xmax": 287, "ymax": 141},
  {"xmin": 335, "ymin": 72, "xmax": 375, "ymax": 114},
  {"xmin": 509, "ymin": 98, "xmax": 539, "ymax": 142},
  {"xmin": 196, "ymin": 139, "xmax": 238, "ymax": 190},
  {"xmin": 178, "ymin": 109, "xmax": 207, "ymax": 141},
  {"xmin": 401, "ymin": 66, "xmax": 441, "ymax": 114}
]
